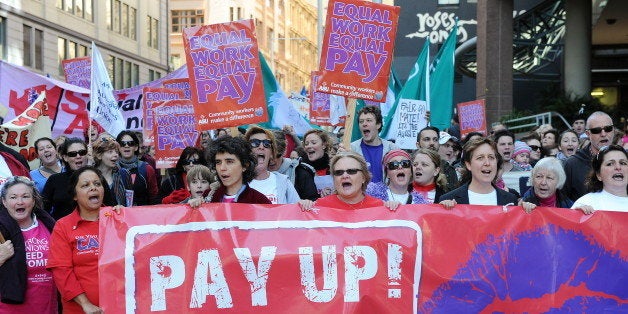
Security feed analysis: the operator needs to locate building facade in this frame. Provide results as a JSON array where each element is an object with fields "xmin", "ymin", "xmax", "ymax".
[
  {"xmin": 169, "ymin": 0, "xmax": 319, "ymax": 94},
  {"xmin": 0, "ymin": 0, "xmax": 170, "ymax": 88}
]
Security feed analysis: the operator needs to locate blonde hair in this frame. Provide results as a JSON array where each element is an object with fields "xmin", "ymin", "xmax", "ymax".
[{"xmin": 329, "ymin": 151, "xmax": 371, "ymax": 192}]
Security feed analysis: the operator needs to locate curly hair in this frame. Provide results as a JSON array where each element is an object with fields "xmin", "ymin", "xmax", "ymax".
[
  {"xmin": 244, "ymin": 126, "xmax": 278, "ymax": 158},
  {"xmin": 586, "ymin": 144, "xmax": 628, "ymax": 193},
  {"xmin": 207, "ymin": 136, "xmax": 257, "ymax": 185},
  {"xmin": 357, "ymin": 105, "xmax": 383, "ymax": 132},
  {"xmin": 0, "ymin": 176, "xmax": 44, "ymax": 211},
  {"xmin": 92, "ymin": 138, "xmax": 120, "ymax": 165}
]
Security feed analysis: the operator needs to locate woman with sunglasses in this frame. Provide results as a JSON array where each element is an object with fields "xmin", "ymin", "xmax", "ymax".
[
  {"xmin": 0, "ymin": 176, "xmax": 57, "ymax": 313},
  {"xmin": 572, "ymin": 145, "xmax": 628, "ymax": 213},
  {"xmin": 116, "ymin": 131, "xmax": 160, "ymax": 205},
  {"xmin": 411, "ymin": 148, "xmax": 448, "ymax": 203},
  {"xmin": 438, "ymin": 138, "xmax": 518, "ymax": 209},
  {"xmin": 42, "ymin": 138, "xmax": 111, "ymax": 220},
  {"xmin": 366, "ymin": 150, "xmax": 427, "ymax": 204},
  {"xmin": 161, "ymin": 146, "xmax": 207, "ymax": 204},
  {"xmin": 30, "ymin": 137, "xmax": 64, "ymax": 192},
  {"xmin": 300, "ymin": 151, "xmax": 399, "ymax": 210},
  {"xmin": 244, "ymin": 127, "xmax": 300, "ymax": 204},
  {"xmin": 556, "ymin": 130, "xmax": 579, "ymax": 161},
  {"xmin": 207, "ymin": 136, "xmax": 271, "ymax": 204}
]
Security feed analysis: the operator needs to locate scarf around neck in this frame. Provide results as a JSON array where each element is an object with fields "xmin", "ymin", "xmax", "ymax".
[{"xmin": 119, "ymin": 156, "xmax": 139, "ymax": 170}]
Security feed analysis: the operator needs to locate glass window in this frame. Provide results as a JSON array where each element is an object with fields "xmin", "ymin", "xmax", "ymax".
[
  {"xmin": 58, "ymin": 37, "xmax": 66, "ymax": 75},
  {"xmin": 122, "ymin": 4, "xmax": 129, "ymax": 37},
  {"xmin": 114, "ymin": 57, "xmax": 123, "ymax": 89},
  {"xmin": 23, "ymin": 25, "xmax": 32, "ymax": 67},
  {"xmin": 113, "ymin": 0, "xmax": 120, "ymax": 33},
  {"xmin": 106, "ymin": 0, "xmax": 111, "ymax": 30},
  {"xmin": 172, "ymin": 10, "xmax": 203, "ymax": 33},
  {"xmin": 76, "ymin": 0, "xmax": 83, "ymax": 18},
  {"xmin": 132, "ymin": 64, "xmax": 139, "ymax": 86},
  {"xmin": 35, "ymin": 29, "xmax": 43, "ymax": 70},
  {"xmin": 68, "ymin": 41, "xmax": 76, "ymax": 59},
  {"xmin": 0, "ymin": 17, "xmax": 5, "ymax": 61},
  {"xmin": 85, "ymin": 0, "xmax": 93, "ymax": 22},
  {"xmin": 64, "ymin": 0, "xmax": 72, "ymax": 13},
  {"xmin": 130, "ymin": 8, "xmax": 136, "ymax": 40},
  {"xmin": 124, "ymin": 60, "xmax": 131, "ymax": 88}
]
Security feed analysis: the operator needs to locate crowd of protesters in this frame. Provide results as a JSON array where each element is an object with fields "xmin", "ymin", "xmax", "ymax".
[{"xmin": 1, "ymin": 106, "xmax": 627, "ymax": 312}]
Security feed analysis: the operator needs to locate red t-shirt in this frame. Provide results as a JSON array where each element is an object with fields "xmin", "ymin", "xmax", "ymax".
[
  {"xmin": 0, "ymin": 219, "xmax": 57, "ymax": 314},
  {"xmin": 315, "ymin": 194, "xmax": 383, "ymax": 210},
  {"xmin": 47, "ymin": 210, "xmax": 100, "ymax": 314}
]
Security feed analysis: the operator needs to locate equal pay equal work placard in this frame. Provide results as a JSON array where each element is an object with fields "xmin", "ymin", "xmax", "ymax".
[
  {"xmin": 99, "ymin": 204, "xmax": 628, "ymax": 313},
  {"xmin": 457, "ymin": 99, "xmax": 487, "ymax": 138},
  {"xmin": 142, "ymin": 87, "xmax": 185, "ymax": 147},
  {"xmin": 61, "ymin": 56, "xmax": 91, "ymax": 89},
  {"xmin": 316, "ymin": 0, "xmax": 400, "ymax": 101},
  {"xmin": 152, "ymin": 99, "xmax": 199, "ymax": 169},
  {"xmin": 182, "ymin": 20, "xmax": 268, "ymax": 130}
]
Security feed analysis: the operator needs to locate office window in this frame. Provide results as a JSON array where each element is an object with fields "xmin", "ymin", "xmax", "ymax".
[
  {"xmin": 56, "ymin": 0, "xmax": 94, "ymax": 21},
  {"xmin": 230, "ymin": 7, "xmax": 234, "ymax": 22},
  {"xmin": 149, "ymin": 69, "xmax": 161, "ymax": 81},
  {"xmin": 0, "ymin": 17, "xmax": 5, "ymax": 61},
  {"xmin": 113, "ymin": 0, "xmax": 120, "ymax": 33},
  {"xmin": 58, "ymin": 37, "xmax": 89, "ymax": 75},
  {"xmin": 110, "ymin": 56, "xmax": 138, "ymax": 88},
  {"xmin": 130, "ymin": 8, "xmax": 136, "ymax": 40},
  {"xmin": 147, "ymin": 16, "xmax": 159, "ymax": 49},
  {"xmin": 106, "ymin": 1, "xmax": 136, "ymax": 39},
  {"xmin": 23, "ymin": 25, "xmax": 43, "ymax": 70},
  {"xmin": 172, "ymin": 10, "xmax": 204, "ymax": 33},
  {"xmin": 122, "ymin": 4, "xmax": 129, "ymax": 37}
]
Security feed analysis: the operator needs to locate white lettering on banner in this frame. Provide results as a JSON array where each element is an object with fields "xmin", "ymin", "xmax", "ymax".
[
  {"xmin": 299, "ymin": 246, "xmax": 338, "ymax": 302},
  {"xmin": 125, "ymin": 220, "xmax": 423, "ymax": 312},
  {"xmin": 234, "ymin": 246, "xmax": 277, "ymax": 306}
]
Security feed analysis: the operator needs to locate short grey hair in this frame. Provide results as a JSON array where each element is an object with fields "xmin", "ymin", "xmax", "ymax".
[{"xmin": 530, "ymin": 157, "xmax": 566, "ymax": 189}]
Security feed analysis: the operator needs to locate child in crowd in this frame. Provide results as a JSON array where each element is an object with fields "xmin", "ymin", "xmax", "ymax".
[
  {"xmin": 510, "ymin": 141, "xmax": 533, "ymax": 171},
  {"xmin": 162, "ymin": 165, "xmax": 219, "ymax": 206}
]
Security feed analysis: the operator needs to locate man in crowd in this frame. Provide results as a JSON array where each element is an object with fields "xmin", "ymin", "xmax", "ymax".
[
  {"xmin": 350, "ymin": 106, "xmax": 397, "ymax": 184},
  {"xmin": 562, "ymin": 111, "xmax": 615, "ymax": 200}
]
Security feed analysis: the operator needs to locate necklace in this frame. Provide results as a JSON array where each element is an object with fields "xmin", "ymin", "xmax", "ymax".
[{"xmin": 388, "ymin": 188, "xmax": 409, "ymax": 204}]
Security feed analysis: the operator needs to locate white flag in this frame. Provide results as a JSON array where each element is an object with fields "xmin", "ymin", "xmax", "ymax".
[{"xmin": 90, "ymin": 42, "xmax": 125, "ymax": 136}]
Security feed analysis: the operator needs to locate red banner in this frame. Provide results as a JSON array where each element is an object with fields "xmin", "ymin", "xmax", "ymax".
[
  {"xmin": 61, "ymin": 56, "xmax": 91, "ymax": 89},
  {"xmin": 141, "ymin": 87, "xmax": 185, "ymax": 147},
  {"xmin": 316, "ymin": 0, "xmax": 399, "ymax": 101},
  {"xmin": 457, "ymin": 99, "xmax": 487, "ymax": 138},
  {"xmin": 152, "ymin": 99, "xmax": 199, "ymax": 169},
  {"xmin": 182, "ymin": 20, "xmax": 268, "ymax": 130},
  {"xmin": 99, "ymin": 204, "xmax": 627, "ymax": 313}
]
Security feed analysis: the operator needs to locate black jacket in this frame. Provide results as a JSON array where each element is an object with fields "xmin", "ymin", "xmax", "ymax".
[
  {"xmin": 561, "ymin": 145, "xmax": 592, "ymax": 201},
  {"xmin": 437, "ymin": 183, "xmax": 518, "ymax": 205},
  {"xmin": 0, "ymin": 207, "xmax": 55, "ymax": 304}
]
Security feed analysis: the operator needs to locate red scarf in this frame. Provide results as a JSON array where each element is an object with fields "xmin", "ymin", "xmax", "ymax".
[
  {"xmin": 413, "ymin": 181, "xmax": 435, "ymax": 192},
  {"xmin": 538, "ymin": 192, "xmax": 557, "ymax": 207}
]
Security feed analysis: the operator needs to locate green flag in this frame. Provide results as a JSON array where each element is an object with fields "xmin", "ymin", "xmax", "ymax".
[
  {"xmin": 429, "ymin": 22, "xmax": 458, "ymax": 130},
  {"xmin": 257, "ymin": 52, "xmax": 314, "ymax": 136},
  {"xmin": 380, "ymin": 40, "xmax": 429, "ymax": 142}
]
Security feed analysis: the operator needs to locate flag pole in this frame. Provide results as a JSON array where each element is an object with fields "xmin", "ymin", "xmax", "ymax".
[{"xmin": 341, "ymin": 98, "xmax": 357, "ymax": 149}]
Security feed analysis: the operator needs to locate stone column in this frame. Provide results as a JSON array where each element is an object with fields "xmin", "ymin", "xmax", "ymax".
[
  {"xmin": 476, "ymin": 0, "xmax": 514, "ymax": 125},
  {"xmin": 564, "ymin": 0, "xmax": 591, "ymax": 99}
]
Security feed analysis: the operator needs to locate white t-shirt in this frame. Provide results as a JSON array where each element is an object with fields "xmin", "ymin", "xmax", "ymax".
[
  {"xmin": 468, "ymin": 189, "xmax": 498, "ymax": 205},
  {"xmin": 571, "ymin": 190, "xmax": 628, "ymax": 212},
  {"xmin": 250, "ymin": 172, "xmax": 279, "ymax": 204},
  {"xmin": 387, "ymin": 190, "xmax": 410, "ymax": 204}
]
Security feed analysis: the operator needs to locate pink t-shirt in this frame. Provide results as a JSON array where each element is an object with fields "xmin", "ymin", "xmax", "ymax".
[{"xmin": 0, "ymin": 218, "xmax": 57, "ymax": 314}]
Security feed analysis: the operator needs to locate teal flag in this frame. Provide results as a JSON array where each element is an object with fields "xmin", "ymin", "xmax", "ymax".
[
  {"xmin": 351, "ymin": 69, "xmax": 403, "ymax": 142},
  {"xmin": 429, "ymin": 22, "xmax": 458, "ymax": 130},
  {"xmin": 257, "ymin": 53, "xmax": 314, "ymax": 136},
  {"xmin": 380, "ymin": 40, "xmax": 429, "ymax": 141}
]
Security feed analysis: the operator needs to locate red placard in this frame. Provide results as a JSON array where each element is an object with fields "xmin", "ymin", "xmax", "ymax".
[
  {"xmin": 316, "ymin": 0, "xmax": 399, "ymax": 101},
  {"xmin": 99, "ymin": 204, "xmax": 627, "ymax": 313},
  {"xmin": 182, "ymin": 20, "xmax": 268, "ymax": 130},
  {"xmin": 457, "ymin": 99, "xmax": 487, "ymax": 138},
  {"xmin": 61, "ymin": 56, "xmax": 91, "ymax": 89},
  {"xmin": 142, "ymin": 87, "xmax": 185, "ymax": 147},
  {"xmin": 152, "ymin": 99, "xmax": 199, "ymax": 169}
]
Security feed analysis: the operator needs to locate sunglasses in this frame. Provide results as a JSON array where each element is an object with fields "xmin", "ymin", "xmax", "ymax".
[
  {"xmin": 528, "ymin": 145, "xmax": 541, "ymax": 151},
  {"xmin": 66, "ymin": 149, "xmax": 88, "ymax": 157},
  {"xmin": 587, "ymin": 125, "xmax": 613, "ymax": 135},
  {"xmin": 186, "ymin": 158, "xmax": 200, "ymax": 165},
  {"xmin": 119, "ymin": 140, "xmax": 137, "ymax": 147},
  {"xmin": 332, "ymin": 168, "xmax": 361, "ymax": 176},
  {"xmin": 387, "ymin": 160, "xmax": 412, "ymax": 170},
  {"xmin": 250, "ymin": 139, "xmax": 272, "ymax": 148}
]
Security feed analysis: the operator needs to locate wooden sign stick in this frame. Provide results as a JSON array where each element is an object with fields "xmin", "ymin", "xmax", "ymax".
[{"xmin": 342, "ymin": 98, "xmax": 357, "ymax": 150}]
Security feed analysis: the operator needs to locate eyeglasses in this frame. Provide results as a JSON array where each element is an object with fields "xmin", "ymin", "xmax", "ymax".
[
  {"xmin": 250, "ymin": 139, "xmax": 272, "ymax": 148},
  {"xmin": 119, "ymin": 140, "xmax": 136, "ymax": 147},
  {"xmin": 528, "ymin": 145, "xmax": 541, "ymax": 151},
  {"xmin": 332, "ymin": 168, "xmax": 361, "ymax": 176},
  {"xmin": 186, "ymin": 158, "xmax": 200, "ymax": 165},
  {"xmin": 66, "ymin": 149, "xmax": 88, "ymax": 157},
  {"xmin": 387, "ymin": 160, "xmax": 412, "ymax": 170},
  {"xmin": 587, "ymin": 125, "xmax": 614, "ymax": 135}
]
